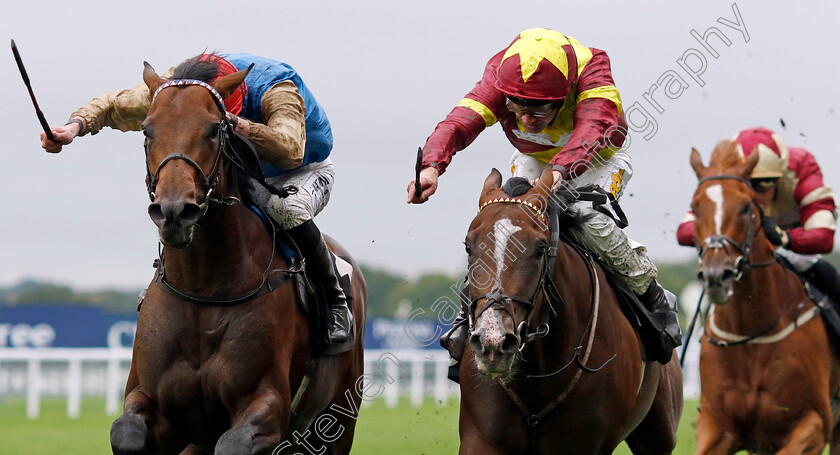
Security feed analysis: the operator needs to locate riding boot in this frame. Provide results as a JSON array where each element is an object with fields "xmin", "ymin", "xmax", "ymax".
[
  {"xmin": 440, "ymin": 307, "xmax": 469, "ymax": 361},
  {"xmin": 803, "ymin": 259, "xmax": 840, "ymax": 337},
  {"xmin": 640, "ymin": 280, "xmax": 683, "ymax": 362},
  {"xmin": 288, "ymin": 220, "xmax": 353, "ymax": 344}
]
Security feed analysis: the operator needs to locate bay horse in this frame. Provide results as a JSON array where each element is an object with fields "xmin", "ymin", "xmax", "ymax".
[
  {"xmin": 109, "ymin": 63, "xmax": 366, "ymax": 454},
  {"xmin": 458, "ymin": 167, "xmax": 683, "ymax": 454},
  {"xmin": 689, "ymin": 140, "xmax": 840, "ymax": 454}
]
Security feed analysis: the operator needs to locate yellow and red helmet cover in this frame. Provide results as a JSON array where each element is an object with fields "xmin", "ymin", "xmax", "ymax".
[{"xmin": 494, "ymin": 28, "xmax": 575, "ymax": 101}]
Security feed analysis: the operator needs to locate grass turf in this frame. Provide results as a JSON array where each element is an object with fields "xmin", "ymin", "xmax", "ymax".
[{"xmin": 0, "ymin": 397, "xmax": 823, "ymax": 454}]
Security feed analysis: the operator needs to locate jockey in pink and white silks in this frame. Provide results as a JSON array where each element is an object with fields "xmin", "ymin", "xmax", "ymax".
[
  {"xmin": 678, "ymin": 127, "xmax": 840, "ymax": 324},
  {"xmin": 40, "ymin": 53, "xmax": 352, "ymax": 344},
  {"xmin": 407, "ymin": 28, "xmax": 681, "ymax": 364}
]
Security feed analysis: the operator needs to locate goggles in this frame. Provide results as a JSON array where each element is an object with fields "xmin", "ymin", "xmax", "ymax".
[
  {"xmin": 505, "ymin": 96, "xmax": 560, "ymax": 118},
  {"xmin": 751, "ymin": 178, "xmax": 779, "ymax": 191}
]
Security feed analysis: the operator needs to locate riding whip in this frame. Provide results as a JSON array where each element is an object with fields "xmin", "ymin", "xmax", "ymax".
[
  {"xmin": 11, "ymin": 39, "xmax": 54, "ymax": 142},
  {"xmin": 414, "ymin": 147, "xmax": 423, "ymax": 199},
  {"xmin": 679, "ymin": 287, "xmax": 706, "ymax": 366}
]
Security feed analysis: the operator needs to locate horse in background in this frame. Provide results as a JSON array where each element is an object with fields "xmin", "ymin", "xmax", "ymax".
[
  {"xmin": 109, "ymin": 62, "xmax": 366, "ymax": 454},
  {"xmin": 689, "ymin": 140, "xmax": 840, "ymax": 454},
  {"xmin": 457, "ymin": 167, "xmax": 682, "ymax": 454}
]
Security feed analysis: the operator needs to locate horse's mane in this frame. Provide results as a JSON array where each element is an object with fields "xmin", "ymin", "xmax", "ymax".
[
  {"xmin": 171, "ymin": 53, "xmax": 221, "ymax": 82},
  {"xmin": 501, "ymin": 177, "xmax": 588, "ymax": 230},
  {"xmin": 708, "ymin": 139, "xmax": 744, "ymax": 171}
]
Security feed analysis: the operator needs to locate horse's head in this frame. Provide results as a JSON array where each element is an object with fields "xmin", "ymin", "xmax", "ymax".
[
  {"xmin": 690, "ymin": 140, "xmax": 762, "ymax": 304},
  {"xmin": 141, "ymin": 61, "xmax": 251, "ymax": 248},
  {"xmin": 465, "ymin": 167, "xmax": 555, "ymax": 378}
]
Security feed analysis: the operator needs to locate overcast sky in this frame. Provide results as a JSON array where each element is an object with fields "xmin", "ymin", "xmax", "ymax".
[{"xmin": 2, "ymin": 1, "xmax": 839, "ymax": 290}]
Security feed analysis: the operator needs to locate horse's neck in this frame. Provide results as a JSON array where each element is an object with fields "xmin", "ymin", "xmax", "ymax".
[
  {"xmin": 717, "ymin": 244, "xmax": 801, "ymax": 333},
  {"xmin": 523, "ymin": 243, "xmax": 596, "ymax": 371},
  {"xmin": 163, "ymin": 202, "xmax": 272, "ymax": 293}
]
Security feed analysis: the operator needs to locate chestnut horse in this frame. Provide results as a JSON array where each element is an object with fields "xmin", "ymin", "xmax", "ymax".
[
  {"xmin": 689, "ymin": 140, "xmax": 840, "ymax": 454},
  {"xmin": 458, "ymin": 168, "xmax": 683, "ymax": 454},
  {"xmin": 109, "ymin": 63, "xmax": 366, "ymax": 454}
]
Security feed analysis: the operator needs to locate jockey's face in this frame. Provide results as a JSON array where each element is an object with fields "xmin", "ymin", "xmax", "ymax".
[
  {"xmin": 506, "ymin": 97, "xmax": 561, "ymax": 133},
  {"xmin": 751, "ymin": 178, "xmax": 779, "ymax": 207}
]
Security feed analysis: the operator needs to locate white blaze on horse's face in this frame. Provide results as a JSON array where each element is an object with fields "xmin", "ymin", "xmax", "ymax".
[
  {"xmin": 493, "ymin": 219, "xmax": 522, "ymax": 284},
  {"xmin": 475, "ymin": 218, "xmax": 522, "ymax": 349},
  {"xmin": 704, "ymin": 184, "xmax": 724, "ymax": 235}
]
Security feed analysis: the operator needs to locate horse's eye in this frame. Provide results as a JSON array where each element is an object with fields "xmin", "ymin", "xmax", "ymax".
[
  {"xmin": 208, "ymin": 123, "xmax": 221, "ymax": 139},
  {"xmin": 464, "ymin": 242, "xmax": 472, "ymax": 256},
  {"xmin": 739, "ymin": 203, "xmax": 751, "ymax": 215}
]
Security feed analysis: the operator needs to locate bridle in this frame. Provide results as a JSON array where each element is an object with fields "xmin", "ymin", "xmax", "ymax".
[
  {"xmin": 144, "ymin": 79, "xmax": 231, "ymax": 214},
  {"xmin": 695, "ymin": 174, "xmax": 775, "ymax": 279},
  {"xmin": 142, "ymin": 78, "xmax": 296, "ymax": 306},
  {"xmin": 465, "ymin": 196, "xmax": 562, "ymax": 350}
]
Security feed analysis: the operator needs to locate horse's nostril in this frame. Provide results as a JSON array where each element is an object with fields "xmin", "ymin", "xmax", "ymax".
[
  {"xmin": 469, "ymin": 330, "xmax": 485, "ymax": 353},
  {"xmin": 500, "ymin": 333, "xmax": 519, "ymax": 354},
  {"xmin": 148, "ymin": 204, "xmax": 165, "ymax": 225},
  {"xmin": 721, "ymin": 269, "xmax": 737, "ymax": 282},
  {"xmin": 180, "ymin": 203, "xmax": 201, "ymax": 226}
]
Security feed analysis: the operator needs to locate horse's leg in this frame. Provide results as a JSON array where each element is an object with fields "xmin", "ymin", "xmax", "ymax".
[
  {"xmin": 625, "ymin": 360, "xmax": 682, "ymax": 455},
  {"xmin": 775, "ymin": 411, "xmax": 825, "ymax": 455},
  {"xmin": 112, "ymin": 384, "xmax": 183, "ymax": 455},
  {"xmin": 215, "ymin": 389, "xmax": 288, "ymax": 455},
  {"xmin": 694, "ymin": 408, "xmax": 736, "ymax": 455}
]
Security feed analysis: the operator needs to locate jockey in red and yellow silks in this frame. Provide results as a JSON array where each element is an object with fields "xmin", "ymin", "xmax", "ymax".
[
  {"xmin": 420, "ymin": 30, "xmax": 627, "ymax": 179},
  {"xmin": 408, "ymin": 28, "xmax": 681, "ymax": 366}
]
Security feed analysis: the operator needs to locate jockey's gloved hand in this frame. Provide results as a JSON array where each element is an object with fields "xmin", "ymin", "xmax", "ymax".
[{"xmin": 762, "ymin": 216, "xmax": 789, "ymax": 247}]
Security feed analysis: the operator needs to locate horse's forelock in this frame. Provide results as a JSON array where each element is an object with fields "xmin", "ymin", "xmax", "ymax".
[
  {"xmin": 171, "ymin": 53, "xmax": 222, "ymax": 82},
  {"xmin": 708, "ymin": 140, "xmax": 744, "ymax": 172}
]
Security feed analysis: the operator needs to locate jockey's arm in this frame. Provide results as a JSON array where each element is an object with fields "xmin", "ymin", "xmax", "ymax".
[
  {"xmin": 70, "ymin": 67, "xmax": 177, "ymax": 136},
  {"xmin": 420, "ymin": 51, "xmax": 505, "ymax": 177},
  {"xmin": 785, "ymin": 150, "xmax": 837, "ymax": 254},
  {"xmin": 245, "ymin": 80, "xmax": 306, "ymax": 170},
  {"xmin": 676, "ymin": 214, "xmax": 697, "ymax": 247}
]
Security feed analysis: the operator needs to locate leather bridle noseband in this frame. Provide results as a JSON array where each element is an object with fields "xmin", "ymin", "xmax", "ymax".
[{"xmin": 695, "ymin": 174, "xmax": 775, "ymax": 279}]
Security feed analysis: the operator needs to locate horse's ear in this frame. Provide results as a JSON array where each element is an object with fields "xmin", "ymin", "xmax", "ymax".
[
  {"xmin": 143, "ymin": 61, "xmax": 165, "ymax": 96},
  {"xmin": 483, "ymin": 168, "xmax": 502, "ymax": 190},
  {"xmin": 690, "ymin": 147, "xmax": 706, "ymax": 179},
  {"xmin": 213, "ymin": 63, "xmax": 253, "ymax": 99},
  {"xmin": 480, "ymin": 168, "xmax": 503, "ymax": 204},
  {"xmin": 739, "ymin": 146, "xmax": 761, "ymax": 179}
]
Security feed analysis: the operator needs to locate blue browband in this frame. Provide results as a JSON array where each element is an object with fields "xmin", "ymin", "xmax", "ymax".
[{"xmin": 152, "ymin": 79, "xmax": 226, "ymax": 112}]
